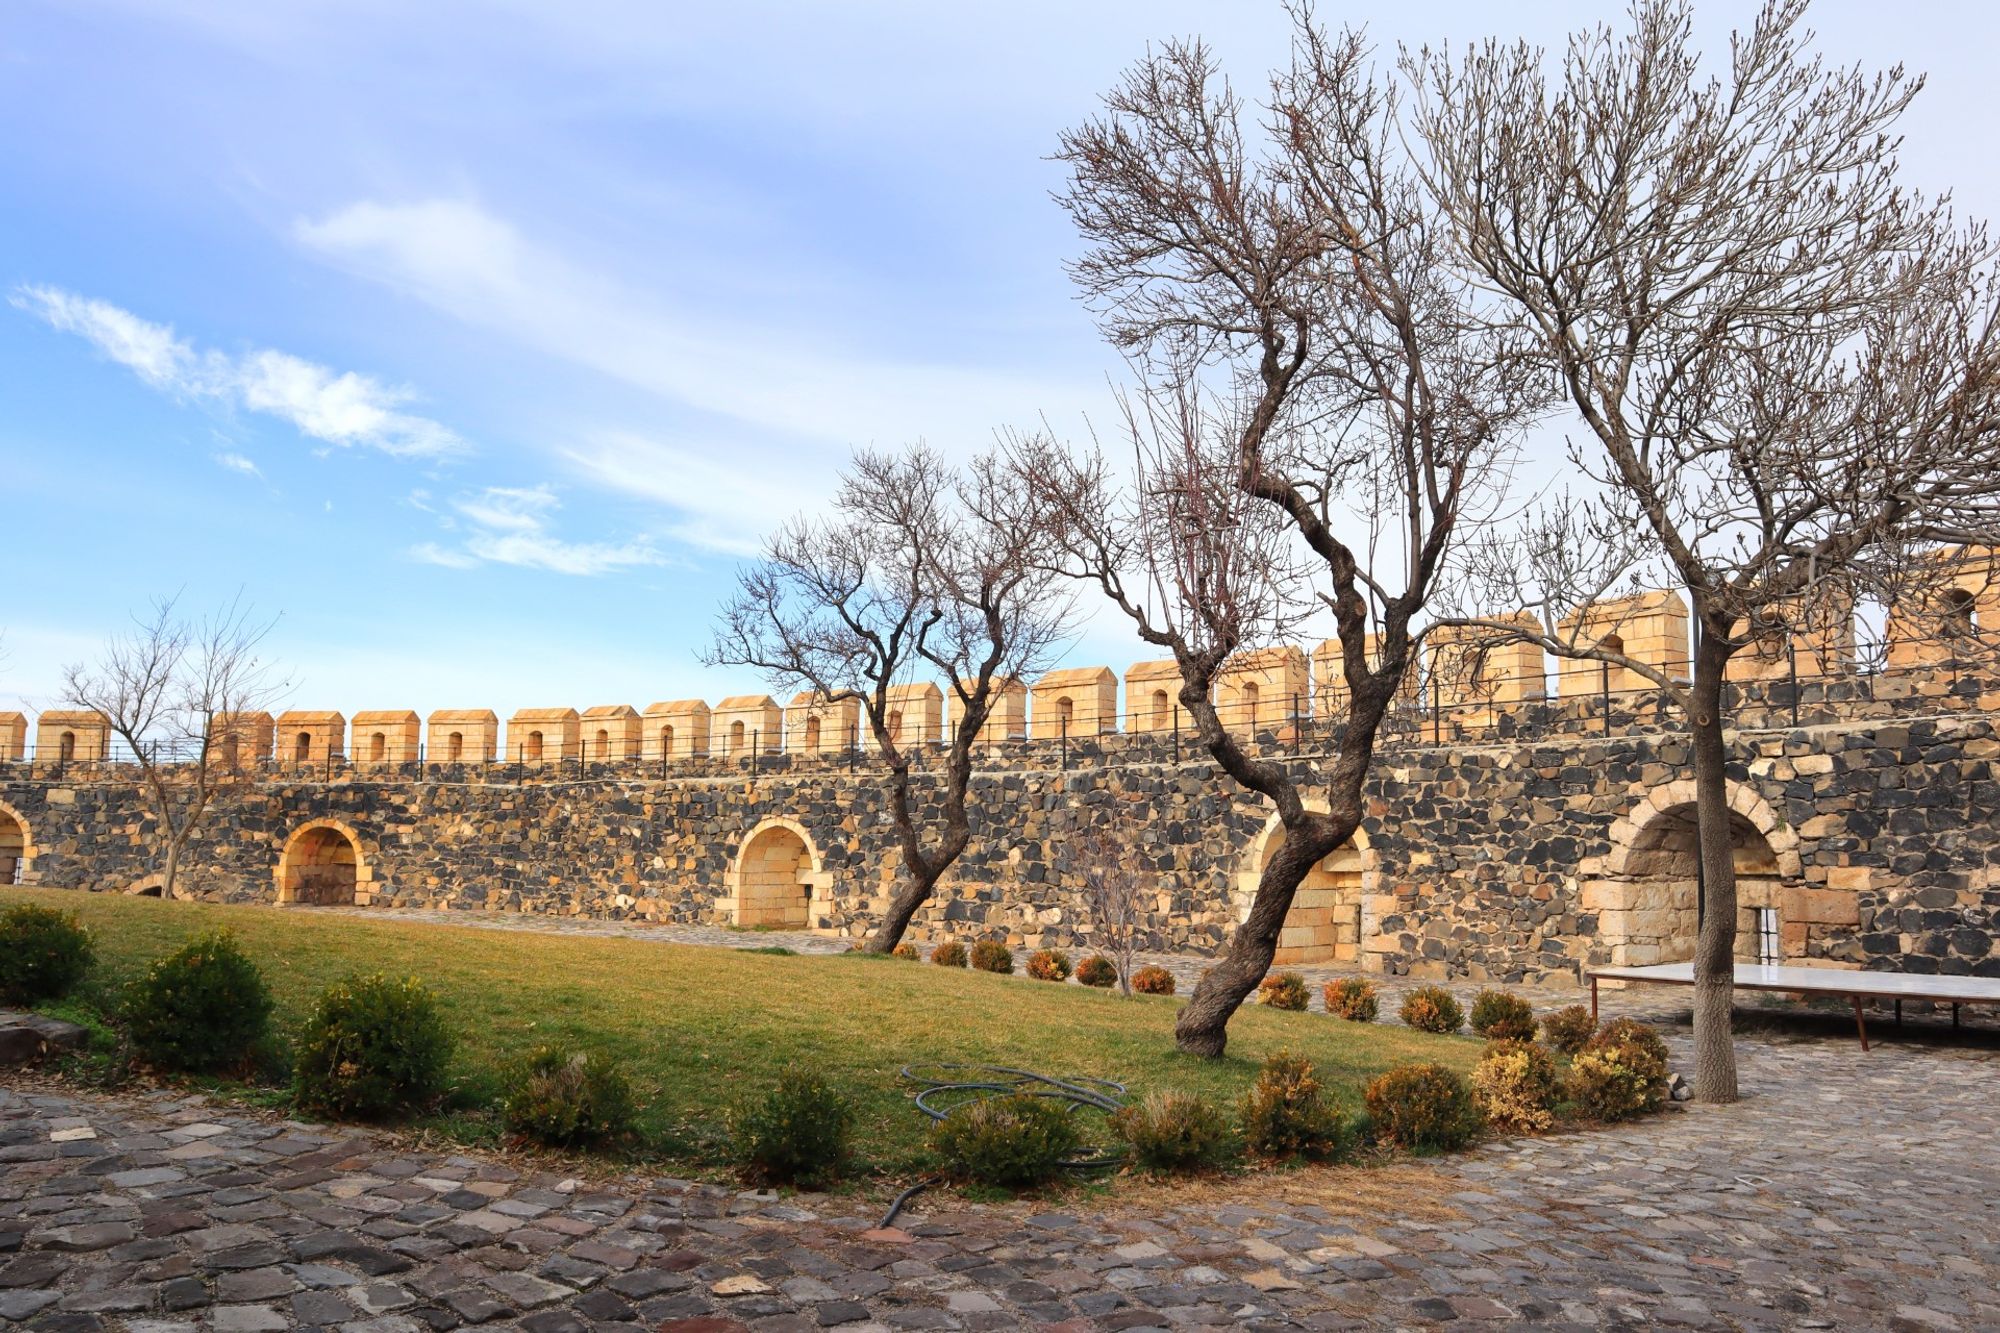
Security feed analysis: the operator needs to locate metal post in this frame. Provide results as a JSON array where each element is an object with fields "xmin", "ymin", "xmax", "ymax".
[
  {"xmin": 751, "ymin": 728, "xmax": 760, "ymax": 776},
  {"xmin": 1292, "ymin": 691, "xmax": 1301, "ymax": 753},
  {"xmin": 1600, "ymin": 658, "xmax": 1611, "ymax": 736},
  {"xmin": 1172, "ymin": 706, "xmax": 1180, "ymax": 763},
  {"xmin": 1431, "ymin": 675, "xmax": 1441, "ymax": 745},
  {"xmin": 1788, "ymin": 635, "xmax": 1800, "ymax": 728},
  {"xmin": 1060, "ymin": 714, "xmax": 1069, "ymax": 772}
]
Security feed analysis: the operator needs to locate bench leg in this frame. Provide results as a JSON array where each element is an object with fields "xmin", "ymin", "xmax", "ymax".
[
  {"xmin": 1895, "ymin": 998, "xmax": 1902, "ymax": 1028},
  {"xmin": 1954, "ymin": 1003, "xmax": 1961, "ymax": 1029},
  {"xmin": 1591, "ymin": 976, "xmax": 1599, "ymax": 1022},
  {"xmin": 1852, "ymin": 995, "xmax": 1870, "ymax": 1052}
]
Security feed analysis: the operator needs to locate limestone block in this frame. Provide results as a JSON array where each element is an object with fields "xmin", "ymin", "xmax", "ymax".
[
  {"xmin": 1783, "ymin": 887, "xmax": 1860, "ymax": 926},
  {"xmin": 1031, "ymin": 667, "xmax": 1117, "ymax": 738},
  {"xmin": 207, "ymin": 711, "xmax": 273, "ymax": 769},
  {"xmin": 1124, "ymin": 660, "xmax": 1188, "ymax": 734},
  {"xmin": 351, "ymin": 711, "xmax": 420, "ymax": 766},
  {"xmin": 711, "ymin": 695, "xmax": 782, "ymax": 756},
  {"xmin": 1216, "ymin": 646, "xmax": 1308, "ymax": 737},
  {"xmin": 786, "ymin": 691, "xmax": 860, "ymax": 755},
  {"xmin": 874, "ymin": 682, "xmax": 943, "ymax": 750},
  {"xmin": 640, "ymin": 701, "xmax": 709, "ymax": 759},
  {"xmin": 1885, "ymin": 546, "xmax": 2000, "ymax": 670},
  {"xmin": 274, "ymin": 711, "xmax": 345, "ymax": 766},
  {"xmin": 506, "ymin": 708, "xmax": 580, "ymax": 764},
  {"xmin": 952, "ymin": 677, "xmax": 1027, "ymax": 747},
  {"xmin": 1556, "ymin": 591, "xmax": 1690, "ymax": 698},
  {"xmin": 581, "ymin": 705, "xmax": 643, "ymax": 760},
  {"xmin": 35, "ymin": 710, "xmax": 111, "ymax": 763},
  {"xmin": 1725, "ymin": 589, "xmax": 1856, "ymax": 683},
  {"xmin": 0, "ymin": 711, "xmax": 23, "ymax": 761},
  {"xmin": 427, "ymin": 709, "xmax": 498, "ymax": 764},
  {"xmin": 1425, "ymin": 616, "xmax": 1548, "ymax": 712},
  {"xmin": 1825, "ymin": 865, "xmax": 1873, "ymax": 892}
]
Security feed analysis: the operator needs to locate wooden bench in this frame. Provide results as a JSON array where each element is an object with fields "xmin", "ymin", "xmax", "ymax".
[{"xmin": 1586, "ymin": 962, "xmax": 2000, "ymax": 1051}]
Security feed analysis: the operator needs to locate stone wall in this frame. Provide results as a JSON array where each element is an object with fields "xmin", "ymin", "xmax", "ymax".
[{"xmin": 5, "ymin": 669, "xmax": 1998, "ymax": 988}]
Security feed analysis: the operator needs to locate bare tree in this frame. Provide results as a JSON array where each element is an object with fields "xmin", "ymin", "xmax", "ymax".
[
  {"xmin": 1410, "ymin": 0, "xmax": 2000, "ymax": 1100},
  {"xmin": 1034, "ymin": 15, "xmax": 1545, "ymax": 1057},
  {"xmin": 708, "ymin": 443, "xmax": 1076, "ymax": 952},
  {"xmin": 62, "ymin": 594, "xmax": 288, "ymax": 899},
  {"xmin": 1064, "ymin": 824, "xmax": 1148, "ymax": 994}
]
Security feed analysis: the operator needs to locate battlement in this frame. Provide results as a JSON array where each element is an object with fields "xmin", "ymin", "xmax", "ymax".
[{"xmin": 9, "ymin": 572, "xmax": 1997, "ymax": 773}]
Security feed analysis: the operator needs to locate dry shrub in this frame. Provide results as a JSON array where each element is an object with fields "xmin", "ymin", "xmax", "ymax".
[
  {"xmin": 969, "ymin": 940, "xmax": 1014, "ymax": 974},
  {"xmin": 1324, "ymin": 977, "xmax": 1378, "ymax": 1022},
  {"xmin": 1469, "ymin": 990, "xmax": 1537, "ymax": 1042},
  {"xmin": 1130, "ymin": 965, "xmax": 1176, "ymax": 995},
  {"xmin": 1026, "ymin": 948, "xmax": 1072, "ymax": 981},
  {"xmin": 1239, "ymin": 1051, "xmax": 1348, "ymax": 1162},
  {"xmin": 1111, "ymin": 1092, "xmax": 1236, "ymax": 1176},
  {"xmin": 1364, "ymin": 1063, "xmax": 1483, "ymax": 1152},
  {"xmin": 1541, "ymin": 1004, "xmax": 1597, "ymax": 1055},
  {"xmin": 1399, "ymin": 985, "xmax": 1464, "ymax": 1034},
  {"xmin": 1075, "ymin": 955, "xmax": 1119, "ymax": 988},
  {"xmin": 1471, "ymin": 1039, "xmax": 1561, "ymax": 1133},
  {"xmin": 930, "ymin": 940, "xmax": 969, "ymax": 968},
  {"xmin": 1257, "ymin": 972, "xmax": 1310, "ymax": 1012}
]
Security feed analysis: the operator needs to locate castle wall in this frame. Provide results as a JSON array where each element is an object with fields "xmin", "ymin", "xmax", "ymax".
[{"xmin": 7, "ymin": 671, "xmax": 1998, "ymax": 987}]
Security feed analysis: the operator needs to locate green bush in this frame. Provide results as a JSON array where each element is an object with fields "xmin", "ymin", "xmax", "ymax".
[
  {"xmin": 1399, "ymin": 985, "xmax": 1464, "ymax": 1034},
  {"xmin": 293, "ymin": 974, "xmax": 455, "ymax": 1121},
  {"xmin": 1075, "ymin": 955, "xmax": 1118, "ymax": 988},
  {"xmin": 1541, "ymin": 1005, "xmax": 1597, "ymax": 1055},
  {"xmin": 121, "ymin": 929, "xmax": 272, "ymax": 1073},
  {"xmin": 732, "ymin": 1068, "xmax": 855, "ymax": 1188},
  {"xmin": 928, "ymin": 1093, "xmax": 1081, "ymax": 1190},
  {"xmin": 1324, "ymin": 977, "xmax": 1378, "ymax": 1022},
  {"xmin": 1026, "ymin": 949, "xmax": 1072, "ymax": 982},
  {"xmin": 1469, "ymin": 990, "xmax": 1537, "ymax": 1042},
  {"xmin": 969, "ymin": 940, "xmax": 1014, "ymax": 974},
  {"xmin": 0, "ymin": 905, "xmax": 94, "ymax": 1006},
  {"xmin": 1567, "ymin": 1019, "xmax": 1670, "ymax": 1121},
  {"xmin": 1111, "ymin": 1092, "xmax": 1236, "ymax": 1177},
  {"xmin": 1364, "ymin": 1063, "xmax": 1483, "ymax": 1152},
  {"xmin": 930, "ymin": 940, "xmax": 968, "ymax": 968},
  {"xmin": 891, "ymin": 941, "xmax": 921, "ymax": 960},
  {"xmin": 1472, "ymin": 1039, "xmax": 1562, "ymax": 1132},
  {"xmin": 1239, "ymin": 1051, "xmax": 1347, "ymax": 1162},
  {"xmin": 1130, "ymin": 965, "xmax": 1176, "ymax": 996},
  {"xmin": 1257, "ymin": 972, "xmax": 1309, "ymax": 1011},
  {"xmin": 501, "ymin": 1045, "xmax": 636, "ymax": 1149}
]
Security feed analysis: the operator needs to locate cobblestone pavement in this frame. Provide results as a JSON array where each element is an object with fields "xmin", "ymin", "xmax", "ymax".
[{"xmin": 7, "ymin": 1001, "xmax": 2000, "ymax": 1332}]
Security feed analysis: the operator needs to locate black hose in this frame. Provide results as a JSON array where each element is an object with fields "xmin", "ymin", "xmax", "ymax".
[
  {"xmin": 876, "ymin": 1177, "xmax": 936, "ymax": 1230},
  {"xmin": 897, "ymin": 1063, "xmax": 1129, "ymax": 1172}
]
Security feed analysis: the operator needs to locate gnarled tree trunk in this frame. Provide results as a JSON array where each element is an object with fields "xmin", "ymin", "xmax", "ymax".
[{"xmin": 1688, "ymin": 625, "xmax": 1740, "ymax": 1103}]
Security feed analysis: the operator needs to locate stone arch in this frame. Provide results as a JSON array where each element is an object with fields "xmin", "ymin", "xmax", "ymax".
[
  {"xmin": 524, "ymin": 730, "xmax": 545, "ymax": 762},
  {"xmin": 1236, "ymin": 808, "xmax": 1380, "ymax": 969},
  {"xmin": 446, "ymin": 731, "xmax": 465, "ymax": 762},
  {"xmin": 725, "ymin": 817, "xmax": 833, "ymax": 931},
  {"xmin": 1241, "ymin": 681, "xmax": 1261, "ymax": 731},
  {"xmin": 0, "ymin": 799, "xmax": 33, "ymax": 884},
  {"xmin": 123, "ymin": 873, "xmax": 166, "ymax": 897},
  {"xmin": 803, "ymin": 716, "xmax": 822, "ymax": 751},
  {"xmin": 1586, "ymin": 779, "xmax": 1805, "ymax": 966},
  {"xmin": 275, "ymin": 818, "xmax": 376, "ymax": 907},
  {"xmin": 593, "ymin": 727, "xmax": 611, "ymax": 759},
  {"xmin": 58, "ymin": 730, "xmax": 76, "ymax": 762},
  {"xmin": 728, "ymin": 720, "xmax": 746, "ymax": 753},
  {"xmin": 293, "ymin": 730, "xmax": 313, "ymax": 764},
  {"xmin": 367, "ymin": 732, "xmax": 387, "ymax": 763},
  {"xmin": 1150, "ymin": 689, "xmax": 1170, "ymax": 725}
]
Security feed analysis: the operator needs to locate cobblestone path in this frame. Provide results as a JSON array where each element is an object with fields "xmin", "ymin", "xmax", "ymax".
[{"xmin": 6, "ymin": 1008, "xmax": 2000, "ymax": 1332}]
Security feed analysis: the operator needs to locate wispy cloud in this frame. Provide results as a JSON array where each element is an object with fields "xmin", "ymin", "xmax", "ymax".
[
  {"xmin": 212, "ymin": 451, "xmax": 263, "ymax": 478},
  {"xmin": 13, "ymin": 284, "xmax": 467, "ymax": 459},
  {"xmin": 411, "ymin": 484, "xmax": 664, "ymax": 576}
]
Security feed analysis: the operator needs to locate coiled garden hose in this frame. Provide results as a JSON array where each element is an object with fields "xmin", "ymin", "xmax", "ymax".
[{"xmin": 875, "ymin": 1063, "xmax": 1130, "ymax": 1229}]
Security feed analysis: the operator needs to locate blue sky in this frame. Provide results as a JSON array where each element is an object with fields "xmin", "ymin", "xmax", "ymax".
[{"xmin": 5, "ymin": 1, "xmax": 1997, "ymax": 726}]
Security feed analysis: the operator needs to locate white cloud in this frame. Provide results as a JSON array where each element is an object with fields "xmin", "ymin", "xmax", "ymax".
[
  {"xmin": 411, "ymin": 483, "xmax": 664, "ymax": 576},
  {"xmin": 12, "ymin": 284, "xmax": 467, "ymax": 459},
  {"xmin": 212, "ymin": 451, "xmax": 262, "ymax": 477},
  {"xmin": 292, "ymin": 198, "xmax": 1103, "ymax": 549}
]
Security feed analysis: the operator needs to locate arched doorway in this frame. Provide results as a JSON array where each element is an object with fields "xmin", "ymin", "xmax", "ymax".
[
  {"xmin": 1590, "ymin": 781, "xmax": 1805, "ymax": 966},
  {"xmin": 1256, "ymin": 827, "xmax": 1366, "ymax": 966},
  {"xmin": 277, "ymin": 821, "xmax": 365, "ymax": 906},
  {"xmin": 728, "ymin": 819, "xmax": 827, "ymax": 929},
  {"xmin": 0, "ymin": 803, "xmax": 29, "ymax": 884}
]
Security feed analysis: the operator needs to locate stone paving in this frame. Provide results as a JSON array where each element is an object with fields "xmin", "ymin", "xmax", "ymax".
[{"xmin": 7, "ymin": 997, "xmax": 2000, "ymax": 1332}]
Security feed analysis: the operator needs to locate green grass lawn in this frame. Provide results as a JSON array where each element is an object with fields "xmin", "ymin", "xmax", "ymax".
[{"xmin": 1, "ymin": 886, "xmax": 1478, "ymax": 1174}]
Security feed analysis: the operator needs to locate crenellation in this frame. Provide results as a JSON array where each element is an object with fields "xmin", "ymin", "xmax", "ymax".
[
  {"xmin": 711, "ymin": 695, "xmax": 782, "ymax": 756},
  {"xmin": 785, "ymin": 691, "xmax": 860, "ymax": 755},
  {"xmin": 209, "ymin": 712, "xmax": 274, "ymax": 769},
  {"xmin": 0, "ymin": 713, "xmax": 23, "ymax": 763},
  {"xmin": 275, "ymin": 711, "xmax": 344, "ymax": 766},
  {"xmin": 1030, "ymin": 667, "xmax": 1117, "ymax": 738},
  {"xmin": 506, "ymin": 708, "xmax": 579, "ymax": 764},
  {"xmin": 581, "ymin": 704, "xmax": 643, "ymax": 761},
  {"xmin": 427, "ymin": 709, "xmax": 498, "ymax": 764},
  {"xmin": 351, "ymin": 711, "xmax": 421, "ymax": 767},
  {"xmin": 642, "ymin": 700, "xmax": 709, "ymax": 760}
]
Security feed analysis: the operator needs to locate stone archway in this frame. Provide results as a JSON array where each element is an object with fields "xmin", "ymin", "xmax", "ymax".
[
  {"xmin": 725, "ymin": 818, "xmax": 832, "ymax": 930},
  {"xmin": 276, "ymin": 819, "xmax": 375, "ymax": 907},
  {"xmin": 0, "ymin": 800, "xmax": 31, "ymax": 885},
  {"xmin": 1238, "ymin": 810, "xmax": 1378, "ymax": 968},
  {"xmin": 1586, "ymin": 780, "xmax": 1806, "ymax": 966}
]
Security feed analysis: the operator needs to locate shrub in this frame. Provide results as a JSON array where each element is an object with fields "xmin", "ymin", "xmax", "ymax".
[
  {"xmin": 121, "ymin": 930, "xmax": 272, "ymax": 1073},
  {"xmin": 1239, "ymin": 1051, "xmax": 1347, "ymax": 1162},
  {"xmin": 969, "ymin": 940, "xmax": 1014, "ymax": 974},
  {"xmin": 928, "ymin": 1093, "xmax": 1080, "ymax": 1189},
  {"xmin": 1541, "ymin": 1004, "xmax": 1597, "ymax": 1055},
  {"xmin": 1469, "ymin": 990, "xmax": 1538, "ymax": 1042},
  {"xmin": 1399, "ymin": 985, "xmax": 1464, "ymax": 1034},
  {"xmin": 1324, "ymin": 977, "xmax": 1378, "ymax": 1022},
  {"xmin": 890, "ymin": 941, "xmax": 920, "ymax": 960},
  {"xmin": 0, "ymin": 905, "xmax": 94, "ymax": 1006},
  {"xmin": 293, "ymin": 974, "xmax": 455, "ymax": 1121},
  {"xmin": 930, "ymin": 940, "xmax": 968, "ymax": 968},
  {"xmin": 733, "ymin": 1068, "xmax": 854, "ymax": 1188},
  {"xmin": 1026, "ymin": 949, "xmax": 1072, "ymax": 982},
  {"xmin": 1472, "ymin": 1040, "xmax": 1562, "ymax": 1133},
  {"xmin": 1257, "ymin": 972, "xmax": 1309, "ymax": 1012},
  {"xmin": 1111, "ymin": 1092, "xmax": 1235, "ymax": 1177},
  {"xmin": 1567, "ymin": 1020, "xmax": 1670, "ymax": 1122},
  {"xmin": 501, "ymin": 1045, "xmax": 636, "ymax": 1149},
  {"xmin": 1130, "ymin": 965, "xmax": 1176, "ymax": 996},
  {"xmin": 1075, "ymin": 955, "xmax": 1118, "ymax": 988},
  {"xmin": 1364, "ymin": 1063, "xmax": 1483, "ymax": 1152}
]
